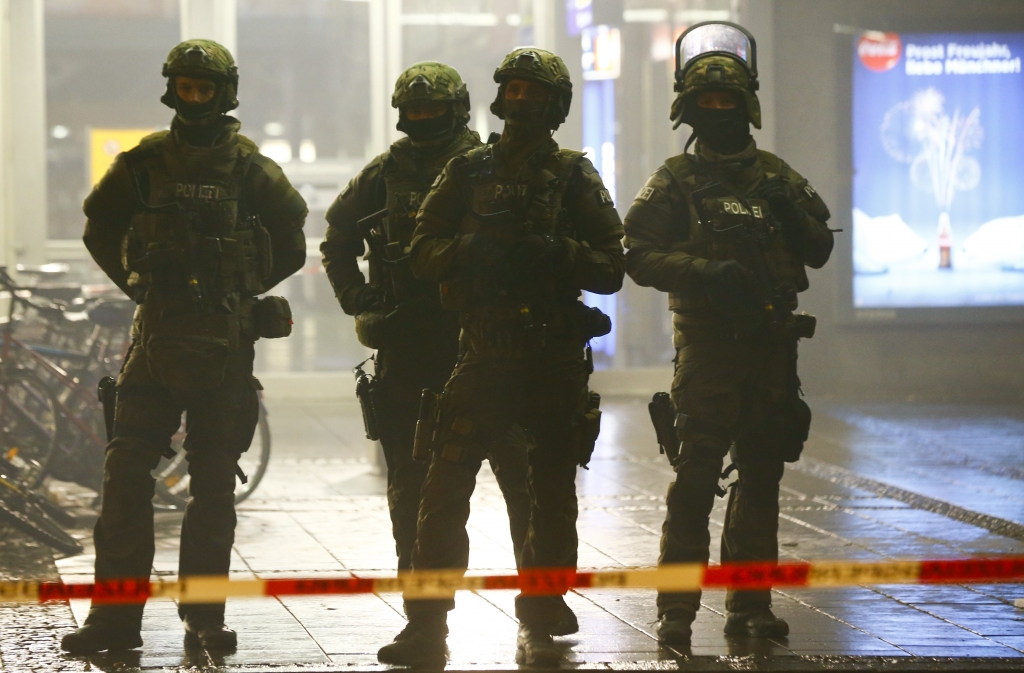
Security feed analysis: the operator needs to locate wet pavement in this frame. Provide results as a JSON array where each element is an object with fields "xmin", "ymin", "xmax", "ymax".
[{"xmin": 1, "ymin": 395, "xmax": 1023, "ymax": 671}]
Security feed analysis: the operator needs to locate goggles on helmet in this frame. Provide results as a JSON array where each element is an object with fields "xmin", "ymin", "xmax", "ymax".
[{"xmin": 675, "ymin": 21, "xmax": 757, "ymax": 86}]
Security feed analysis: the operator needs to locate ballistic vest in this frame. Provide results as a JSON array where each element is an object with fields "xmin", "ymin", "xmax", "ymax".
[
  {"xmin": 662, "ymin": 151, "xmax": 808, "ymax": 315},
  {"xmin": 372, "ymin": 130, "xmax": 480, "ymax": 306},
  {"xmin": 121, "ymin": 127, "xmax": 271, "ymax": 315},
  {"xmin": 443, "ymin": 142, "xmax": 585, "ymax": 314}
]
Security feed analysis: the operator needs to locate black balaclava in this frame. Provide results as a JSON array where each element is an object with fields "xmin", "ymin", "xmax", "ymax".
[
  {"xmin": 691, "ymin": 105, "xmax": 751, "ymax": 156},
  {"xmin": 403, "ymin": 108, "xmax": 456, "ymax": 144},
  {"xmin": 173, "ymin": 76, "xmax": 228, "ymax": 146},
  {"xmin": 503, "ymin": 98, "xmax": 548, "ymax": 128}
]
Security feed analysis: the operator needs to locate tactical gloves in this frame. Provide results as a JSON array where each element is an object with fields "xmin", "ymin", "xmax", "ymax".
[
  {"xmin": 698, "ymin": 259, "xmax": 758, "ymax": 311},
  {"xmin": 753, "ymin": 178, "xmax": 805, "ymax": 249},
  {"xmin": 462, "ymin": 232, "xmax": 505, "ymax": 270},
  {"xmin": 354, "ymin": 285, "xmax": 386, "ymax": 314},
  {"xmin": 507, "ymin": 234, "xmax": 568, "ymax": 274}
]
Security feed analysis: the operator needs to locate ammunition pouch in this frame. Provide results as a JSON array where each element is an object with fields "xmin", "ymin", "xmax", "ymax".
[
  {"xmin": 575, "ymin": 391, "xmax": 602, "ymax": 468},
  {"xmin": 252, "ymin": 295, "xmax": 293, "ymax": 339},
  {"xmin": 412, "ymin": 389, "xmax": 440, "ymax": 462},
  {"xmin": 736, "ymin": 395, "xmax": 811, "ymax": 463}
]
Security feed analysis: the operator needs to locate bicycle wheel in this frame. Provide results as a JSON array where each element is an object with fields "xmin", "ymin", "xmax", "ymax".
[
  {"xmin": 0, "ymin": 478, "xmax": 83, "ymax": 556},
  {"xmin": 0, "ymin": 367, "xmax": 60, "ymax": 488},
  {"xmin": 153, "ymin": 400, "xmax": 272, "ymax": 509}
]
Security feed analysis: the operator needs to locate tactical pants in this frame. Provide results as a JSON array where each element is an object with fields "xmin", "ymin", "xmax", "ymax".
[
  {"xmin": 86, "ymin": 341, "xmax": 259, "ymax": 632},
  {"xmin": 404, "ymin": 342, "xmax": 590, "ymax": 631},
  {"xmin": 658, "ymin": 332, "xmax": 797, "ymax": 619},
  {"xmin": 374, "ymin": 342, "xmax": 531, "ymax": 573}
]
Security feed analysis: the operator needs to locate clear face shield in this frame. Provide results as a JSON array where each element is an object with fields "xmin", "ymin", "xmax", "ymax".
[{"xmin": 675, "ymin": 21, "xmax": 758, "ymax": 84}]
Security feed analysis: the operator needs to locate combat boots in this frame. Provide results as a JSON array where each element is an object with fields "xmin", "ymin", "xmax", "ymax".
[
  {"xmin": 724, "ymin": 607, "xmax": 789, "ymax": 638},
  {"xmin": 183, "ymin": 616, "xmax": 237, "ymax": 650},
  {"xmin": 61, "ymin": 623, "xmax": 143, "ymax": 655},
  {"xmin": 656, "ymin": 609, "xmax": 694, "ymax": 647},
  {"xmin": 377, "ymin": 619, "xmax": 448, "ymax": 666},
  {"xmin": 548, "ymin": 596, "xmax": 579, "ymax": 636},
  {"xmin": 516, "ymin": 623, "xmax": 561, "ymax": 666}
]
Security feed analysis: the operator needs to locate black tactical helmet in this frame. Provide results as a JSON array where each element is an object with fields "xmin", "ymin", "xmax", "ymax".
[
  {"xmin": 670, "ymin": 22, "xmax": 761, "ymax": 129},
  {"xmin": 392, "ymin": 62, "xmax": 471, "ymax": 134},
  {"xmin": 160, "ymin": 39, "xmax": 239, "ymax": 113},
  {"xmin": 490, "ymin": 48, "xmax": 573, "ymax": 130}
]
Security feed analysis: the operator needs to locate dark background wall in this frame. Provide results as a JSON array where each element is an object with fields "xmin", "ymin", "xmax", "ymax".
[{"xmin": 774, "ymin": 0, "xmax": 1024, "ymax": 404}]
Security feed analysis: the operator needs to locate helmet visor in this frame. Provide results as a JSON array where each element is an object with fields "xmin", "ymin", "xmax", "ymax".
[{"xmin": 677, "ymin": 22, "xmax": 756, "ymax": 76}]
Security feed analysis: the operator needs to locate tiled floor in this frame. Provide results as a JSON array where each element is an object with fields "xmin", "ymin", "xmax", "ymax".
[{"xmin": 1, "ymin": 396, "xmax": 1023, "ymax": 671}]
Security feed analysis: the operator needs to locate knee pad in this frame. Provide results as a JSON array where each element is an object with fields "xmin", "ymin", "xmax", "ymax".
[
  {"xmin": 185, "ymin": 451, "xmax": 239, "ymax": 500},
  {"xmin": 104, "ymin": 438, "xmax": 163, "ymax": 475}
]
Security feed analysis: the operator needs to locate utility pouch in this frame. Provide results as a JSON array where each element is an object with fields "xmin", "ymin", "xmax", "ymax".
[
  {"xmin": 354, "ymin": 361, "xmax": 380, "ymax": 441},
  {"xmin": 412, "ymin": 389, "xmax": 440, "ymax": 463},
  {"xmin": 575, "ymin": 391, "xmax": 602, "ymax": 469},
  {"xmin": 146, "ymin": 335, "xmax": 231, "ymax": 392},
  {"xmin": 788, "ymin": 312, "xmax": 816, "ymax": 340},
  {"xmin": 97, "ymin": 376, "xmax": 117, "ymax": 442},
  {"xmin": 354, "ymin": 309, "xmax": 388, "ymax": 349},
  {"xmin": 649, "ymin": 392, "xmax": 681, "ymax": 465},
  {"xmin": 738, "ymin": 395, "xmax": 811, "ymax": 463},
  {"xmin": 774, "ymin": 396, "xmax": 812, "ymax": 462},
  {"xmin": 572, "ymin": 302, "xmax": 612, "ymax": 341},
  {"xmin": 253, "ymin": 296, "xmax": 293, "ymax": 339}
]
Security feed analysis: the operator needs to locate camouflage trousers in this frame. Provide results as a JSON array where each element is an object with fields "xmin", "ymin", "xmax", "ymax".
[
  {"xmin": 373, "ymin": 342, "xmax": 531, "ymax": 574},
  {"xmin": 87, "ymin": 341, "xmax": 259, "ymax": 631},
  {"xmin": 404, "ymin": 341, "xmax": 590, "ymax": 631},
  {"xmin": 659, "ymin": 332, "xmax": 800, "ymax": 618}
]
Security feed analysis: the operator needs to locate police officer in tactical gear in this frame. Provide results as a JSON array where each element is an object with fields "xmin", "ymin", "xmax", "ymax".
[
  {"xmin": 376, "ymin": 48, "xmax": 625, "ymax": 667},
  {"xmin": 624, "ymin": 22, "xmax": 834, "ymax": 647},
  {"xmin": 62, "ymin": 40, "xmax": 307, "ymax": 654},
  {"xmin": 321, "ymin": 62, "xmax": 531, "ymax": 578}
]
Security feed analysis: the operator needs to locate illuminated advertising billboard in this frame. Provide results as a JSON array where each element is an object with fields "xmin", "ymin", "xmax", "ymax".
[{"xmin": 852, "ymin": 32, "xmax": 1024, "ymax": 308}]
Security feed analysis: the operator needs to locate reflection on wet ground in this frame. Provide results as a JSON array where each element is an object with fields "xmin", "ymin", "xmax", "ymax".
[{"xmin": 1, "ymin": 397, "xmax": 1023, "ymax": 671}]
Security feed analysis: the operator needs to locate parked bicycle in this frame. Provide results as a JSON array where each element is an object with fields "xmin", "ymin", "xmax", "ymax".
[
  {"xmin": 0, "ymin": 266, "xmax": 82, "ymax": 554},
  {"xmin": 1, "ymin": 265, "xmax": 272, "ymax": 513}
]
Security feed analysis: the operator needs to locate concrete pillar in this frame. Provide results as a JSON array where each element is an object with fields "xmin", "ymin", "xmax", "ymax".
[
  {"xmin": 179, "ymin": 0, "xmax": 237, "ymax": 56},
  {"xmin": 368, "ymin": 0, "xmax": 402, "ymax": 156},
  {"xmin": 0, "ymin": 0, "xmax": 48, "ymax": 267},
  {"xmin": 0, "ymin": 0, "xmax": 11, "ymax": 270},
  {"xmin": 532, "ymin": 0, "xmax": 555, "ymax": 50}
]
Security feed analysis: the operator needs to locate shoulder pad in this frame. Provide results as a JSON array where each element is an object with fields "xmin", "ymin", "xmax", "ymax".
[
  {"xmin": 755, "ymin": 149, "xmax": 786, "ymax": 176},
  {"xmin": 451, "ymin": 146, "xmax": 492, "ymax": 181},
  {"xmin": 123, "ymin": 131, "xmax": 168, "ymax": 163},
  {"xmin": 558, "ymin": 148, "xmax": 586, "ymax": 163},
  {"xmin": 662, "ymin": 153, "xmax": 704, "ymax": 193},
  {"xmin": 235, "ymin": 134, "xmax": 259, "ymax": 155}
]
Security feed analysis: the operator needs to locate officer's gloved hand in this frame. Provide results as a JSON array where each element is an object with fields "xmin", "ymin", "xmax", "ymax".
[
  {"xmin": 507, "ymin": 234, "xmax": 567, "ymax": 274},
  {"xmin": 355, "ymin": 285, "xmax": 386, "ymax": 314},
  {"xmin": 699, "ymin": 259, "xmax": 758, "ymax": 311},
  {"xmin": 754, "ymin": 178, "xmax": 804, "ymax": 247},
  {"xmin": 462, "ymin": 232, "xmax": 506, "ymax": 271}
]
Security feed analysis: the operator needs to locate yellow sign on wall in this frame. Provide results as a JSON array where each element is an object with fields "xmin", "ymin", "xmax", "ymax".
[{"xmin": 89, "ymin": 128, "xmax": 156, "ymax": 186}]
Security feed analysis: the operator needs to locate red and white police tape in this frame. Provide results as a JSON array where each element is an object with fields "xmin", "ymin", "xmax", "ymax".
[{"xmin": 2, "ymin": 557, "xmax": 1022, "ymax": 604}]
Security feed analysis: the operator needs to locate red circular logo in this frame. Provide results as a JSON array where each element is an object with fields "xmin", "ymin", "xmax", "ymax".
[{"xmin": 857, "ymin": 32, "xmax": 902, "ymax": 72}]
